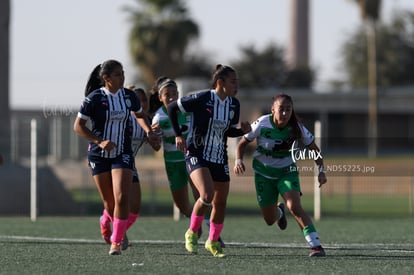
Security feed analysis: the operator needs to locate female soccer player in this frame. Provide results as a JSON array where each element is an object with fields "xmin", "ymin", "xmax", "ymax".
[
  {"xmin": 99, "ymin": 86, "xmax": 157, "ymax": 250},
  {"xmin": 73, "ymin": 60, "xmax": 156, "ymax": 255},
  {"xmin": 149, "ymin": 77, "xmax": 199, "ymax": 217},
  {"xmin": 234, "ymin": 93, "xmax": 327, "ymax": 257},
  {"xmin": 167, "ymin": 65, "xmax": 251, "ymax": 257},
  {"xmin": 149, "ymin": 77, "xmax": 225, "ymax": 247}
]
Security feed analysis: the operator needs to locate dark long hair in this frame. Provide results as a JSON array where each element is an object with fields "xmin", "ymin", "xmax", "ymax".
[
  {"xmin": 273, "ymin": 93, "xmax": 302, "ymax": 141},
  {"xmin": 210, "ymin": 64, "xmax": 236, "ymax": 88},
  {"xmin": 84, "ymin": 59, "xmax": 122, "ymax": 96}
]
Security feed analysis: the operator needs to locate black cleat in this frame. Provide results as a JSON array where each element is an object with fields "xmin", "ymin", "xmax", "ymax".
[
  {"xmin": 309, "ymin": 245, "xmax": 326, "ymax": 257},
  {"xmin": 277, "ymin": 203, "xmax": 287, "ymax": 230}
]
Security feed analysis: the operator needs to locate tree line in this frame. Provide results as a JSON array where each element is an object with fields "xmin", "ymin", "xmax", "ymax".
[{"xmin": 125, "ymin": 0, "xmax": 414, "ymax": 91}]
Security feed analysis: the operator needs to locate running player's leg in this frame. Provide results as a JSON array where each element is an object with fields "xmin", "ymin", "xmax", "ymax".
[
  {"xmin": 204, "ymin": 162, "xmax": 229, "ymax": 257},
  {"xmin": 282, "ymin": 187, "xmax": 325, "ymax": 256},
  {"xmin": 90, "ymin": 156, "xmax": 115, "ymax": 244},
  {"xmin": 185, "ymin": 167, "xmax": 214, "ymax": 254},
  {"xmin": 94, "ymin": 172, "xmax": 114, "ymax": 244},
  {"xmin": 109, "ymin": 154, "xmax": 133, "ymax": 255},
  {"xmin": 255, "ymin": 173, "xmax": 285, "ymax": 228},
  {"xmin": 166, "ymin": 161, "xmax": 192, "ymax": 216}
]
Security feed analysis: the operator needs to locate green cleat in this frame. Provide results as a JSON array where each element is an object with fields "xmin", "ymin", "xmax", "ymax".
[
  {"xmin": 185, "ymin": 229, "xmax": 198, "ymax": 254},
  {"xmin": 205, "ymin": 239, "xmax": 226, "ymax": 258}
]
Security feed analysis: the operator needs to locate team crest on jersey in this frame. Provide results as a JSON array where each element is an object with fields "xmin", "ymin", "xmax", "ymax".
[
  {"xmin": 125, "ymin": 99, "xmax": 131, "ymax": 108},
  {"xmin": 229, "ymin": 110, "xmax": 234, "ymax": 119}
]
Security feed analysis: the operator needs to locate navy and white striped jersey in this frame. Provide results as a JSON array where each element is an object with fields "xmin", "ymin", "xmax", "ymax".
[
  {"xmin": 129, "ymin": 113, "xmax": 148, "ymax": 157},
  {"xmin": 77, "ymin": 87, "xmax": 142, "ymax": 158},
  {"xmin": 177, "ymin": 90, "xmax": 240, "ymax": 164}
]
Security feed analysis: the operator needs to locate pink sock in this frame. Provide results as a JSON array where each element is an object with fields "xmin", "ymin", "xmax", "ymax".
[
  {"xmin": 189, "ymin": 213, "xmax": 204, "ymax": 232},
  {"xmin": 100, "ymin": 209, "xmax": 113, "ymax": 225},
  {"xmin": 127, "ymin": 213, "xmax": 139, "ymax": 230},
  {"xmin": 208, "ymin": 222, "xmax": 224, "ymax": 242},
  {"xmin": 111, "ymin": 218, "xmax": 128, "ymax": 244}
]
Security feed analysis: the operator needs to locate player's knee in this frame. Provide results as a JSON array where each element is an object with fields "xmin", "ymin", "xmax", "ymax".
[{"xmin": 198, "ymin": 197, "xmax": 212, "ymax": 207}]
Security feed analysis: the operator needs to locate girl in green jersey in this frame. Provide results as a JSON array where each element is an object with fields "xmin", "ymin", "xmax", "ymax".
[{"xmin": 234, "ymin": 93, "xmax": 327, "ymax": 257}]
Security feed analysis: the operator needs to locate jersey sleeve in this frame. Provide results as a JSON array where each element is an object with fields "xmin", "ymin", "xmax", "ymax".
[
  {"xmin": 230, "ymin": 98, "xmax": 240, "ymax": 128},
  {"xmin": 128, "ymin": 89, "xmax": 142, "ymax": 114},
  {"xmin": 177, "ymin": 90, "xmax": 208, "ymax": 113},
  {"xmin": 77, "ymin": 95, "xmax": 95, "ymax": 121},
  {"xmin": 152, "ymin": 112, "xmax": 160, "ymax": 125},
  {"xmin": 244, "ymin": 117, "xmax": 262, "ymax": 142},
  {"xmin": 300, "ymin": 124, "xmax": 315, "ymax": 146},
  {"xmin": 177, "ymin": 94, "xmax": 195, "ymax": 113}
]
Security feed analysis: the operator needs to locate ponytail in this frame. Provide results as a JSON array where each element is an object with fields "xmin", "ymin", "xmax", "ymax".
[
  {"xmin": 84, "ymin": 64, "xmax": 102, "ymax": 96},
  {"xmin": 84, "ymin": 59, "xmax": 123, "ymax": 96}
]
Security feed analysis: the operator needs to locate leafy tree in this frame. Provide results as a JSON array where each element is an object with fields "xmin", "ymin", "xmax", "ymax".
[
  {"xmin": 125, "ymin": 0, "xmax": 209, "ymax": 87},
  {"xmin": 230, "ymin": 43, "xmax": 313, "ymax": 89},
  {"xmin": 231, "ymin": 44, "xmax": 285, "ymax": 89},
  {"xmin": 341, "ymin": 10, "xmax": 414, "ymax": 88},
  {"xmin": 283, "ymin": 66, "xmax": 314, "ymax": 88}
]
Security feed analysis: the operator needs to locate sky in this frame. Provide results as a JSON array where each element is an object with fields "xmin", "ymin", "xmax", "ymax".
[{"xmin": 10, "ymin": 0, "xmax": 414, "ymax": 109}]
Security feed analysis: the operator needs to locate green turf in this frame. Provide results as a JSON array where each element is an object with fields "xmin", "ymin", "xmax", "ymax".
[
  {"xmin": 0, "ymin": 216, "xmax": 413, "ymax": 274},
  {"xmin": 70, "ymin": 186, "xmax": 414, "ymax": 218}
]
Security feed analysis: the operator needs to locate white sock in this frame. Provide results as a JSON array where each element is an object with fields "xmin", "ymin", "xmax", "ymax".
[
  {"xmin": 305, "ymin": 232, "xmax": 321, "ymax": 247},
  {"xmin": 277, "ymin": 206, "xmax": 284, "ymax": 220}
]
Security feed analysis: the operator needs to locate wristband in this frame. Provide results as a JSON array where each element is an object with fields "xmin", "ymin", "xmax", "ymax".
[
  {"xmin": 318, "ymin": 165, "xmax": 325, "ymax": 173},
  {"xmin": 235, "ymin": 159, "xmax": 243, "ymax": 165}
]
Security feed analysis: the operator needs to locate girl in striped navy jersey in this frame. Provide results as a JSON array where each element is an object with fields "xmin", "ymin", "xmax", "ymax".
[
  {"xmin": 234, "ymin": 93, "xmax": 327, "ymax": 257},
  {"xmin": 167, "ymin": 65, "xmax": 251, "ymax": 257},
  {"xmin": 149, "ymin": 77, "xmax": 225, "ymax": 247},
  {"xmin": 73, "ymin": 60, "xmax": 156, "ymax": 255},
  {"xmin": 98, "ymin": 86, "xmax": 160, "ymax": 251}
]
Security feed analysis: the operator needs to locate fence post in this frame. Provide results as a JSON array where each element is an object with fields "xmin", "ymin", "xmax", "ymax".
[
  {"xmin": 30, "ymin": 119, "xmax": 37, "ymax": 222},
  {"xmin": 314, "ymin": 120, "xmax": 321, "ymax": 221},
  {"xmin": 10, "ymin": 116, "xmax": 18, "ymax": 164},
  {"xmin": 173, "ymin": 204, "xmax": 180, "ymax": 221},
  {"xmin": 410, "ymin": 176, "xmax": 414, "ymax": 215},
  {"xmin": 148, "ymin": 169, "xmax": 157, "ymax": 215},
  {"xmin": 346, "ymin": 173, "xmax": 352, "ymax": 215}
]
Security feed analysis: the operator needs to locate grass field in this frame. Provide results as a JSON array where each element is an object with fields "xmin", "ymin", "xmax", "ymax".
[
  {"xmin": 0, "ymin": 216, "xmax": 413, "ymax": 274},
  {"xmin": 72, "ymin": 186, "xmax": 414, "ymax": 218}
]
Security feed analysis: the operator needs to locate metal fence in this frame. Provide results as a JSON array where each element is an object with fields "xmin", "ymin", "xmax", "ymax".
[{"xmin": 1, "ymin": 114, "xmax": 414, "ymax": 217}]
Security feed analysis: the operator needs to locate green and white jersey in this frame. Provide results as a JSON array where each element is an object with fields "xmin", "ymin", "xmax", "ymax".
[
  {"xmin": 152, "ymin": 106, "xmax": 191, "ymax": 162},
  {"xmin": 244, "ymin": 114, "xmax": 314, "ymax": 175}
]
